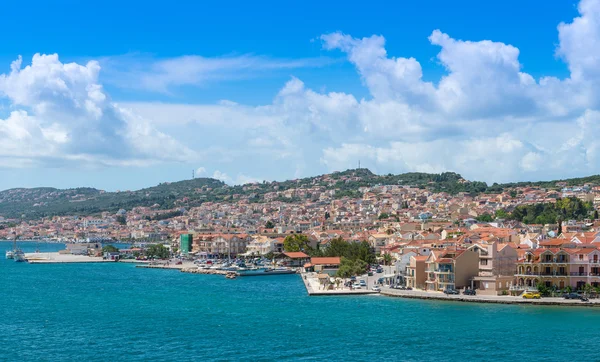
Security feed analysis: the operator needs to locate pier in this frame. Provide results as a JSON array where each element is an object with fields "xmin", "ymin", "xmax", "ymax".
[{"xmin": 25, "ymin": 252, "xmax": 115, "ymax": 264}]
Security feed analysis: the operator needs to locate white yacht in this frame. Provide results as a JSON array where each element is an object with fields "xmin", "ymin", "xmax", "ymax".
[{"xmin": 5, "ymin": 250, "xmax": 14, "ymax": 259}]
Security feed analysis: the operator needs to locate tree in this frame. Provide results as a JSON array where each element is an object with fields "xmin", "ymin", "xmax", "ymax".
[
  {"xmin": 336, "ymin": 257, "xmax": 368, "ymax": 278},
  {"xmin": 145, "ymin": 244, "xmax": 170, "ymax": 259},
  {"xmin": 382, "ymin": 253, "xmax": 392, "ymax": 266},
  {"xmin": 557, "ymin": 218, "xmax": 563, "ymax": 235},
  {"xmin": 116, "ymin": 215, "xmax": 127, "ymax": 225},
  {"xmin": 265, "ymin": 220, "xmax": 274, "ymax": 229},
  {"xmin": 476, "ymin": 213, "xmax": 493, "ymax": 222},
  {"xmin": 495, "ymin": 209, "xmax": 509, "ymax": 219},
  {"xmin": 594, "ymin": 210, "xmax": 599, "ymax": 220},
  {"xmin": 537, "ymin": 281, "xmax": 551, "ymax": 297},
  {"xmin": 102, "ymin": 244, "xmax": 119, "ymax": 253},
  {"xmin": 283, "ymin": 234, "xmax": 312, "ymax": 253},
  {"xmin": 378, "ymin": 213, "xmax": 390, "ymax": 220},
  {"xmin": 325, "ymin": 211, "xmax": 330, "ymax": 220}
]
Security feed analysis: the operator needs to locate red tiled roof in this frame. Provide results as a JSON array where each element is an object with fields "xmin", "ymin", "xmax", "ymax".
[
  {"xmin": 284, "ymin": 252, "xmax": 309, "ymax": 259},
  {"xmin": 310, "ymin": 257, "xmax": 341, "ymax": 265}
]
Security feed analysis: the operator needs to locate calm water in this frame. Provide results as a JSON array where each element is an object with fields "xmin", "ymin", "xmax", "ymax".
[{"xmin": 2, "ymin": 242, "xmax": 600, "ymax": 361}]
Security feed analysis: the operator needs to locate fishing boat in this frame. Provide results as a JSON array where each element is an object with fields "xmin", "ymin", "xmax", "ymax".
[
  {"xmin": 237, "ymin": 267, "xmax": 296, "ymax": 276},
  {"xmin": 13, "ymin": 250, "xmax": 27, "ymax": 262},
  {"xmin": 5, "ymin": 232, "xmax": 18, "ymax": 259}
]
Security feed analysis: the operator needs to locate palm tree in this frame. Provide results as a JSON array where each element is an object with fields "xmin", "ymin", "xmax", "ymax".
[{"xmin": 382, "ymin": 253, "xmax": 392, "ymax": 266}]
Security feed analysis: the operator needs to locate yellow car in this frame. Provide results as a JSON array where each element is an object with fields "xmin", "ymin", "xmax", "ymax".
[{"xmin": 522, "ymin": 292, "xmax": 541, "ymax": 299}]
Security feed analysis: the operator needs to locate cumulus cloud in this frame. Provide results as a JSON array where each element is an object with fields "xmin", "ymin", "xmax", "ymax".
[
  {"xmin": 0, "ymin": 54, "xmax": 197, "ymax": 168},
  {"xmin": 4, "ymin": 0, "xmax": 600, "ymax": 186},
  {"xmin": 212, "ymin": 170, "xmax": 261, "ymax": 185}
]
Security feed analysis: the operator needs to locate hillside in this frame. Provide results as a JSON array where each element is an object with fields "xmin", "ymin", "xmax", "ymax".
[{"xmin": 1, "ymin": 169, "xmax": 599, "ymax": 220}]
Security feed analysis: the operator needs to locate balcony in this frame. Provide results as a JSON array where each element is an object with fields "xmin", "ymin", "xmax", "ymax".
[
  {"xmin": 570, "ymin": 272, "xmax": 589, "ymax": 276},
  {"xmin": 539, "ymin": 272, "xmax": 568, "ymax": 277},
  {"xmin": 516, "ymin": 272, "xmax": 540, "ymax": 276},
  {"xmin": 539, "ymin": 259, "xmax": 569, "ymax": 264},
  {"xmin": 434, "ymin": 269, "xmax": 454, "ymax": 274}
]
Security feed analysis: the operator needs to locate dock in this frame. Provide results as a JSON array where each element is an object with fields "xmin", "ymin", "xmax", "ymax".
[{"xmin": 25, "ymin": 252, "xmax": 115, "ymax": 264}]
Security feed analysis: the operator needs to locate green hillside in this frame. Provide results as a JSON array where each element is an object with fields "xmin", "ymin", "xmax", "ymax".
[{"xmin": 0, "ymin": 169, "xmax": 599, "ymax": 220}]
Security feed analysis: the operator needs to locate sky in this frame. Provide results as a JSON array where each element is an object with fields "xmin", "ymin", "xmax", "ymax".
[{"xmin": 2, "ymin": 0, "xmax": 600, "ymax": 191}]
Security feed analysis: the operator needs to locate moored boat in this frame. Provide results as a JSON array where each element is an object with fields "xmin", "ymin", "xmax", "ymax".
[
  {"xmin": 13, "ymin": 250, "xmax": 27, "ymax": 262},
  {"xmin": 5, "ymin": 250, "xmax": 14, "ymax": 259},
  {"xmin": 237, "ymin": 267, "xmax": 296, "ymax": 276}
]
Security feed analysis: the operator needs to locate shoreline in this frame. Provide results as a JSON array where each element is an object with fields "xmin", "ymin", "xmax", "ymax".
[
  {"xmin": 379, "ymin": 287, "xmax": 600, "ymax": 307},
  {"xmin": 16, "ymin": 256, "xmax": 600, "ymax": 308}
]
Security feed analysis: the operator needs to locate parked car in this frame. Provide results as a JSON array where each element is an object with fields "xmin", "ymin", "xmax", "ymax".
[
  {"xmin": 522, "ymin": 291, "xmax": 541, "ymax": 299},
  {"xmin": 352, "ymin": 283, "xmax": 361, "ymax": 289},
  {"xmin": 350, "ymin": 276, "xmax": 357, "ymax": 281},
  {"xmin": 359, "ymin": 280, "xmax": 367, "ymax": 287},
  {"xmin": 376, "ymin": 268, "xmax": 383, "ymax": 273},
  {"xmin": 367, "ymin": 272, "xmax": 373, "ymax": 276},
  {"xmin": 372, "ymin": 286, "xmax": 381, "ymax": 292},
  {"xmin": 444, "ymin": 288, "xmax": 459, "ymax": 295},
  {"xmin": 463, "ymin": 289, "xmax": 476, "ymax": 296},
  {"xmin": 564, "ymin": 292, "xmax": 581, "ymax": 300}
]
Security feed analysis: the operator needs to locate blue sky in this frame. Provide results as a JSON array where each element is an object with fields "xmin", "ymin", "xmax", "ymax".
[{"xmin": 1, "ymin": 0, "xmax": 599, "ymax": 191}]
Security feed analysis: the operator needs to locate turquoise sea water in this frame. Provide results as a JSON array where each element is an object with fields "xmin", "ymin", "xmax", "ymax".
[{"xmin": 2, "ymin": 241, "xmax": 600, "ymax": 361}]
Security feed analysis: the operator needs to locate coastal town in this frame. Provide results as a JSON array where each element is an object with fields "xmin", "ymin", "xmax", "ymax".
[{"xmin": 4, "ymin": 169, "xmax": 600, "ymax": 304}]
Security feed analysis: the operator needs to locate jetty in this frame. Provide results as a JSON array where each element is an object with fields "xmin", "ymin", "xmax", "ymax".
[
  {"xmin": 135, "ymin": 264, "xmax": 232, "ymax": 276},
  {"xmin": 25, "ymin": 252, "xmax": 115, "ymax": 264}
]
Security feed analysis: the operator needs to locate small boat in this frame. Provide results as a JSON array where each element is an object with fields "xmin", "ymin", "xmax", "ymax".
[
  {"xmin": 237, "ymin": 267, "xmax": 296, "ymax": 276},
  {"xmin": 13, "ymin": 250, "xmax": 27, "ymax": 262},
  {"xmin": 5, "ymin": 250, "xmax": 14, "ymax": 259}
]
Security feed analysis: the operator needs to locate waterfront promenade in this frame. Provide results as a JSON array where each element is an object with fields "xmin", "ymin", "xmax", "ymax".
[{"xmin": 380, "ymin": 287, "xmax": 600, "ymax": 307}]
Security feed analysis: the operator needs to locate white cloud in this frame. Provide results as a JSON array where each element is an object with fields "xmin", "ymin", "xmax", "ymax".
[
  {"xmin": 4, "ymin": 1, "xmax": 600, "ymax": 186},
  {"xmin": 100, "ymin": 53, "xmax": 334, "ymax": 93},
  {"xmin": 212, "ymin": 170, "xmax": 261, "ymax": 185},
  {"xmin": 0, "ymin": 54, "xmax": 197, "ymax": 168}
]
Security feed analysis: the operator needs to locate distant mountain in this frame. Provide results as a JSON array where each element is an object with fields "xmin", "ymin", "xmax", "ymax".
[{"xmin": 1, "ymin": 169, "xmax": 599, "ymax": 219}]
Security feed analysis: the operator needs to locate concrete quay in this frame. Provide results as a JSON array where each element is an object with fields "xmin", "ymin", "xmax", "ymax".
[
  {"xmin": 380, "ymin": 287, "xmax": 600, "ymax": 307},
  {"xmin": 25, "ymin": 252, "xmax": 114, "ymax": 264},
  {"xmin": 135, "ymin": 263, "xmax": 231, "ymax": 276}
]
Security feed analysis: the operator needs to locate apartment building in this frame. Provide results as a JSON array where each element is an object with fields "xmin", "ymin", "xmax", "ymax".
[{"xmin": 425, "ymin": 248, "xmax": 479, "ymax": 291}]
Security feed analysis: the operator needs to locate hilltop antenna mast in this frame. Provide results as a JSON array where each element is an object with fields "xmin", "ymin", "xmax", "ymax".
[
  {"xmin": 358, "ymin": 160, "xmax": 361, "ymax": 169},
  {"xmin": 192, "ymin": 169, "xmax": 195, "ymax": 179}
]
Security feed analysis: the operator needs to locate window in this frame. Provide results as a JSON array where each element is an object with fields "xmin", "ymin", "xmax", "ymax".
[{"xmin": 481, "ymin": 259, "xmax": 488, "ymax": 266}]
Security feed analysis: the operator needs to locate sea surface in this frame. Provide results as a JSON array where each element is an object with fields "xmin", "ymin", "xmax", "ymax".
[{"xmin": 2, "ymin": 241, "xmax": 600, "ymax": 361}]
